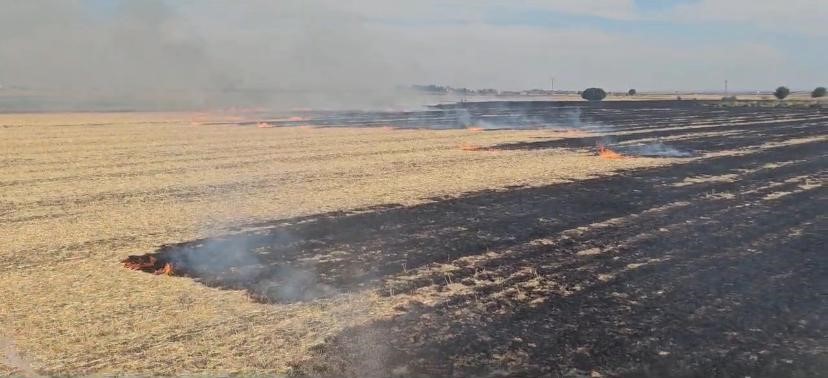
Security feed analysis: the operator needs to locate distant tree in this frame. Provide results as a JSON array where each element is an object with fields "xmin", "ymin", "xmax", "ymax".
[
  {"xmin": 774, "ymin": 86, "xmax": 790, "ymax": 100},
  {"xmin": 627, "ymin": 89, "xmax": 636, "ymax": 96},
  {"xmin": 581, "ymin": 88, "xmax": 607, "ymax": 101},
  {"xmin": 812, "ymin": 87, "xmax": 827, "ymax": 98}
]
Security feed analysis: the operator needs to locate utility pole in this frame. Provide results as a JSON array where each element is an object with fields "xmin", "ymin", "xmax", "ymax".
[
  {"xmin": 551, "ymin": 77, "xmax": 555, "ymax": 93},
  {"xmin": 724, "ymin": 79, "xmax": 728, "ymax": 96}
]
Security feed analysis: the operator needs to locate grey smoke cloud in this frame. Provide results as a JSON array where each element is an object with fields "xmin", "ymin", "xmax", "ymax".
[
  {"xmin": 0, "ymin": 1, "xmax": 438, "ymax": 109},
  {"xmin": 1, "ymin": 2, "xmax": 209, "ymax": 90},
  {"xmin": 0, "ymin": 1, "xmax": 822, "ymax": 110}
]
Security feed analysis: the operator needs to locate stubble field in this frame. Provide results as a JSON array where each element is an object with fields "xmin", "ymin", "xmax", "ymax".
[{"xmin": 1, "ymin": 101, "xmax": 825, "ymax": 376}]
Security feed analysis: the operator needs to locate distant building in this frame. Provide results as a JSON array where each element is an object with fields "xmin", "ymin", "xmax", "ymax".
[{"xmin": 476, "ymin": 88, "xmax": 498, "ymax": 96}]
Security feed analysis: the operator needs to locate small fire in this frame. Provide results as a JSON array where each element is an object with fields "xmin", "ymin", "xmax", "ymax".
[
  {"xmin": 122, "ymin": 255, "xmax": 158, "ymax": 271},
  {"xmin": 467, "ymin": 127, "xmax": 484, "ymax": 132},
  {"xmin": 256, "ymin": 122, "xmax": 273, "ymax": 128},
  {"xmin": 121, "ymin": 255, "xmax": 174, "ymax": 275},
  {"xmin": 159, "ymin": 262, "xmax": 175, "ymax": 276},
  {"xmin": 597, "ymin": 144, "xmax": 624, "ymax": 159},
  {"xmin": 458, "ymin": 143, "xmax": 484, "ymax": 151}
]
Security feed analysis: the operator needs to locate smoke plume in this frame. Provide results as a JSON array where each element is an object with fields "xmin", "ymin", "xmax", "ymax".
[
  {"xmin": 1, "ymin": 338, "xmax": 37, "ymax": 377},
  {"xmin": 1, "ymin": 1, "xmax": 810, "ymax": 111}
]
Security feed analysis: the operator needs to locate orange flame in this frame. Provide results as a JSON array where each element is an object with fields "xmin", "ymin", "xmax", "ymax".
[
  {"xmin": 597, "ymin": 144, "xmax": 624, "ymax": 159},
  {"xmin": 121, "ymin": 255, "xmax": 173, "ymax": 275},
  {"xmin": 467, "ymin": 127, "xmax": 484, "ymax": 132},
  {"xmin": 458, "ymin": 143, "xmax": 484, "ymax": 151},
  {"xmin": 157, "ymin": 263, "xmax": 175, "ymax": 276},
  {"xmin": 122, "ymin": 255, "xmax": 158, "ymax": 271},
  {"xmin": 257, "ymin": 122, "xmax": 273, "ymax": 128}
]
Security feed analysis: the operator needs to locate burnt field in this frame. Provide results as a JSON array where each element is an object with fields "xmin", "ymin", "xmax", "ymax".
[
  {"xmin": 115, "ymin": 102, "xmax": 827, "ymax": 377},
  {"xmin": 298, "ymin": 141, "xmax": 825, "ymax": 377}
]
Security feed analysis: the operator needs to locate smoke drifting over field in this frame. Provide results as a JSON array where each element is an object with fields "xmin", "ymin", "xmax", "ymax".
[
  {"xmin": 1, "ymin": 338, "xmax": 36, "ymax": 376},
  {"xmin": 140, "ymin": 229, "xmax": 339, "ymax": 303},
  {"xmin": 2, "ymin": 1, "xmax": 821, "ymax": 111},
  {"xmin": 623, "ymin": 142, "xmax": 697, "ymax": 157},
  {"xmin": 0, "ymin": 1, "xmax": 429, "ymax": 110}
]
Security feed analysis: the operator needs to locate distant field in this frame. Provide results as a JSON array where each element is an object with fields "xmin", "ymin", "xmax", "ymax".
[
  {"xmin": 1, "ymin": 102, "xmax": 825, "ymax": 376},
  {"xmin": 1, "ymin": 90, "xmax": 824, "ymax": 113}
]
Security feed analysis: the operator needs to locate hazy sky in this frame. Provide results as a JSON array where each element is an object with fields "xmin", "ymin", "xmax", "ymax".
[{"xmin": 1, "ymin": 0, "xmax": 825, "ymax": 99}]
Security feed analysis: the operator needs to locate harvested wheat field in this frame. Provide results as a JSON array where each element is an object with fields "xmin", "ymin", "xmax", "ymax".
[{"xmin": 1, "ymin": 101, "xmax": 826, "ymax": 376}]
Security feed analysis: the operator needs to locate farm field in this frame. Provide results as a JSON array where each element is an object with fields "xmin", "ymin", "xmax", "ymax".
[{"xmin": 1, "ymin": 101, "xmax": 826, "ymax": 376}]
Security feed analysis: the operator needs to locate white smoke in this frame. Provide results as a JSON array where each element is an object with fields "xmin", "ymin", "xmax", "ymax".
[
  {"xmin": 625, "ymin": 142, "xmax": 696, "ymax": 157},
  {"xmin": 0, "ymin": 1, "xmax": 809, "ymax": 111},
  {"xmin": 1, "ymin": 338, "xmax": 37, "ymax": 377},
  {"xmin": 162, "ymin": 228, "xmax": 339, "ymax": 303}
]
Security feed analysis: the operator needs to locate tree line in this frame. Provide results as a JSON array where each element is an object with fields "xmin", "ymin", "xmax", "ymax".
[{"xmin": 580, "ymin": 86, "xmax": 826, "ymax": 101}]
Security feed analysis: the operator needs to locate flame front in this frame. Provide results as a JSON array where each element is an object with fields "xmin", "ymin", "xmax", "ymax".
[
  {"xmin": 158, "ymin": 263, "xmax": 175, "ymax": 276},
  {"xmin": 597, "ymin": 144, "xmax": 624, "ymax": 159}
]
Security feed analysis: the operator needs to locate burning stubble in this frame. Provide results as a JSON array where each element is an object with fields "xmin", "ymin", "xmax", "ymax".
[
  {"xmin": 597, "ymin": 143, "xmax": 625, "ymax": 159},
  {"xmin": 123, "ymin": 229, "xmax": 340, "ymax": 303},
  {"xmin": 5, "ymin": 103, "xmax": 825, "ymax": 375}
]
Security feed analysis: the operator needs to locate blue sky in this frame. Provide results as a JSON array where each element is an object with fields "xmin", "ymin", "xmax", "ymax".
[
  {"xmin": 477, "ymin": 1, "xmax": 826, "ymax": 78},
  {"xmin": 2, "ymin": 0, "xmax": 825, "ymax": 93},
  {"xmin": 635, "ymin": 0, "xmax": 695, "ymax": 11}
]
